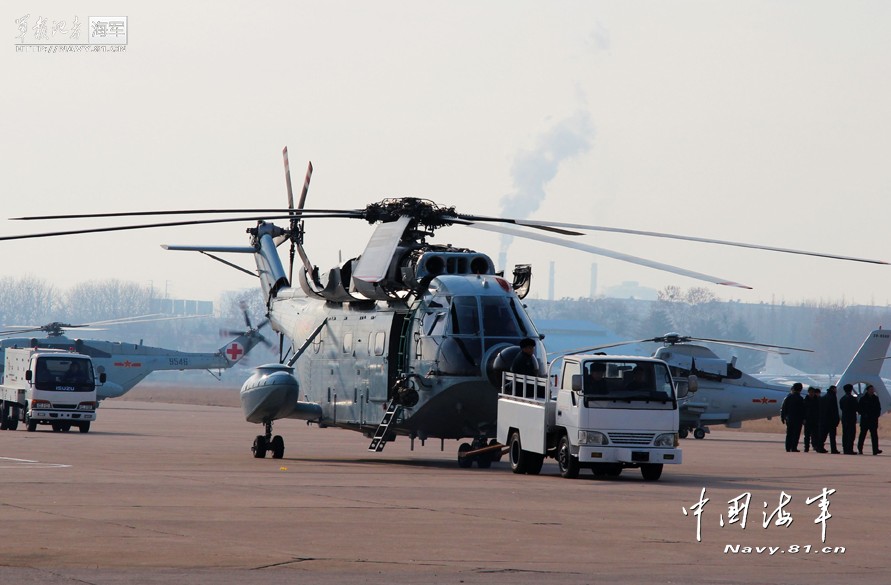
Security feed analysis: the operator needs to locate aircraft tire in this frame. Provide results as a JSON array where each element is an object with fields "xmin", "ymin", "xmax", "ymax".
[
  {"xmin": 557, "ymin": 434, "xmax": 580, "ymax": 479},
  {"xmin": 508, "ymin": 432, "xmax": 527, "ymax": 474},
  {"xmin": 6, "ymin": 406, "xmax": 18, "ymax": 431},
  {"xmin": 252, "ymin": 435, "xmax": 267, "ymax": 458},
  {"xmin": 678, "ymin": 428, "xmax": 688, "ymax": 439},
  {"xmin": 0, "ymin": 403, "xmax": 7, "ymax": 430},
  {"xmin": 61, "ymin": 423, "xmax": 72, "ymax": 432},
  {"xmin": 270, "ymin": 435, "xmax": 285, "ymax": 459},
  {"xmin": 641, "ymin": 463, "xmax": 663, "ymax": 481},
  {"xmin": 693, "ymin": 428, "xmax": 706, "ymax": 440},
  {"xmin": 457, "ymin": 443, "xmax": 473, "ymax": 468},
  {"xmin": 52, "ymin": 423, "xmax": 62, "ymax": 432}
]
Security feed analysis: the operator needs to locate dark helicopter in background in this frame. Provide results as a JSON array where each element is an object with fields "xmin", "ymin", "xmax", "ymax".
[{"xmin": 5, "ymin": 147, "xmax": 887, "ymax": 464}]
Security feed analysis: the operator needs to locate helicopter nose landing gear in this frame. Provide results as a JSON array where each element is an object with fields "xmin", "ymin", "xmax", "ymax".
[{"xmin": 252, "ymin": 420, "xmax": 285, "ymax": 459}]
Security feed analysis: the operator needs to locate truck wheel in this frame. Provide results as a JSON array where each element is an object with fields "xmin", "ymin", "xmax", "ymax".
[
  {"xmin": 525, "ymin": 452, "xmax": 544, "ymax": 475},
  {"xmin": 78, "ymin": 422, "xmax": 91, "ymax": 433},
  {"xmin": 0, "ymin": 402, "xmax": 7, "ymax": 430},
  {"xmin": 508, "ymin": 431, "xmax": 528, "ymax": 474},
  {"xmin": 27, "ymin": 418, "xmax": 38, "ymax": 432},
  {"xmin": 557, "ymin": 435, "xmax": 580, "ymax": 479},
  {"xmin": 7, "ymin": 407, "xmax": 19, "ymax": 431},
  {"xmin": 641, "ymin": 463, "xmax": 663, "ymax": 481},
  {"xmin": 678, "ymin": 428, "xmax": 688, "ymax": 439}
]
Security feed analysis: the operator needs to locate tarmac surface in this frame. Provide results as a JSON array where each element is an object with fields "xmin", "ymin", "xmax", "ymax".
[{"xmin": 1, "ymin": 397, "xmax": 887, "ymax": 584}]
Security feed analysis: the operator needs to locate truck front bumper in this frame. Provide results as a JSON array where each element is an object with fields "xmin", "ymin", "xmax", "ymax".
[
  {"xmin": 31, "ymin": 410, "xmax": 96, "ymax": 423},
  {"xmin": 578, "ymin": 446, "xmax": 682, "ymax": 465}
]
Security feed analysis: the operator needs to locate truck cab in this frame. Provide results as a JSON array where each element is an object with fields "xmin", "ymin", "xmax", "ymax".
[
  {"xmin": 0, "ymin": 348, "xmax": 103, "ymax": 433},
  {"xmin": 497, "ymin": 354, "xmax": 685, "ymax": 481}
]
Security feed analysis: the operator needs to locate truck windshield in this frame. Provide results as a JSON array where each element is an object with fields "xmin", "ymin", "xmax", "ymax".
[
  {"xmin": 582, "ymin": 360, "xmax": 675, "ymax": 408},
  {"xmin": 35, "ymin": 357, "xmax": 95, "ymax": 392}
]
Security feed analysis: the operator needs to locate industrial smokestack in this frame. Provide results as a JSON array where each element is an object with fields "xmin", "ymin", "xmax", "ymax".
[
  {"xmin": 590, "ymin": 263, "xmax": 598, "ymax": 298},
  {"xmin": 548, "ymin": 261, "xmax": 555, "ymax": 301}
]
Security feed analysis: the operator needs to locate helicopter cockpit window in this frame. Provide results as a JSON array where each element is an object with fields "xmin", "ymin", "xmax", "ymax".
[
  {"xmin": 480, "ymin": 296, "xmax": 522, "ymax": 338},
  {"xmin": 450, "ymin": 296, "xmax": 480, "ymax": 335}
]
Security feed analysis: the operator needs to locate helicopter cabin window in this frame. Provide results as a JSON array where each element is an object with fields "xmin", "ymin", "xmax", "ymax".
[
  {"xmin": 342, "ymin": 333, "xmax": 353, "ymax": 354},
  {"xmin": 373, "ymin": 331, "xmax": 386, "ymax": 356}
]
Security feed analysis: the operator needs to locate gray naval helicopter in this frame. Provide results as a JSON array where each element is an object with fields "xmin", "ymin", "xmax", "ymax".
[
  {"xmin": 0, "ymin": 310, "xmax": 269, "ymax": 400},
  {"xmin": 7, "ymin": 148, "xmax": 887, "ymax": 464}
]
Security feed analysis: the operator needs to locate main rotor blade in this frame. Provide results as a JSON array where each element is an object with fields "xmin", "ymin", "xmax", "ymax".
[
  {"xmin": 506, "ymin": 219, "xmax": 889, "ymax": 266},
  {"xmin": 12, "ymin": 208, "xmax": 361, "ymax": 221},
  {"xmin": 0, "ymin": 214, "xmax": 359, "ymax": 242},
  {"xmin": 353, "ymin": 216, "xmax": 412, "ymax": 283},
  {"xmin": 690, "ymin": 336, "xmax": 813, "ymax": 353},
  {"xmin": 464, "ymin": 222, "xmax": 753, "ymax": 289}
]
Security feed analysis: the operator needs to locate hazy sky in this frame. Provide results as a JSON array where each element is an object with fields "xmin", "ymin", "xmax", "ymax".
[{"xmin": 3, "ymin": 2, "xmax": 890, "ymax": 310}]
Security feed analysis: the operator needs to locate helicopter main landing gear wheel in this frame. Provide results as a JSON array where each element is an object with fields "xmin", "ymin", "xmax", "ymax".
[
  {"xmin": 693, "ymin": 427, "xmax": 707, "ymax": 440},
  {"xmin": 456, "ymin": 437, "xmax": 496, "ymax": 469},
  {"xmin": 252, "ymin": 421, "xmax": 285, "ymax": 459}
]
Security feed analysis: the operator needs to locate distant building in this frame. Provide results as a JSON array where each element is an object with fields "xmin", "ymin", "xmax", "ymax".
[
  {"xmin": 602, "ymin": 281, "xmax": 658, "ymax": 301},
  {"xmin": 150, "ymin": 297, "xmax": 214, "ymax": 316}
]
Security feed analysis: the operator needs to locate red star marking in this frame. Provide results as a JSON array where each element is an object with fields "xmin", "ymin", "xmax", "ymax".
[
  {"xmin": 752, "ymin": 397, "xmax": 778, "ymax": 404},
  {"xmin": 112, "ymin": 361, "xmax": 141, "ymax": 368},
  {"xmin": 226, "ymin": 343, "xmax": 244, "ymax": 361}
]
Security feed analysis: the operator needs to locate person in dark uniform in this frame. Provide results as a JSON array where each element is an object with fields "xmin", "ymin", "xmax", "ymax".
[
  {"xmin": 780, "ymin": 383, "xmax": 805, "ymax": 452},
  {"xmin": 818, "ymin": 385, "xmax": 841, "ymax": 454},
  {"xmin": 510, "ymin": 338, "xmax": 539, "ymax": 376},
  {"xmin": 584, "ymin": 362, "xmax": 609, "ymax": 396},
  {"xmin": 857, "ymin": 384, "xmax": 882, "ymax": 455},
  {"xmin": 803, "ymin": 387, "xmax": 823, "ymax": 452},
  {"xmin": 839, "ymin": 384, "xmax": 859, "ymax": 455}
]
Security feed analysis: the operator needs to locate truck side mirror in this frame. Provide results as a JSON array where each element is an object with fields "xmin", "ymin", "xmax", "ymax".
[
  {"xmin": 25, "ymin": 370, "xmax": 32, "ymax": 382},
  {"xmin": 99, "ymin": 372, "xmax": 107, "ymax": 384},
  {"xmin": 571, "ymin": 374, "xmax": 582, "ymax": 392}
]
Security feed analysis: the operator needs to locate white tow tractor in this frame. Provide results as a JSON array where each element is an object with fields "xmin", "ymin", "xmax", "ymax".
[{"xmin": 495, "ymin": 354, "xmax": 693, "ymax": 481}]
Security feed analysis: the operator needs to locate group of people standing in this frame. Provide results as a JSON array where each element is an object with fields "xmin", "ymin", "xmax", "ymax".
[{"xmin": 781, "ymin": 382, "xmax": 882, "ymax": 455}]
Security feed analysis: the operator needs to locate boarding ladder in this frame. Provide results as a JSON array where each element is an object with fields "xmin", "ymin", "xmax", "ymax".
[{"xmin": 368, "ymin": 400, "xmax": 403, "ymax": 452}]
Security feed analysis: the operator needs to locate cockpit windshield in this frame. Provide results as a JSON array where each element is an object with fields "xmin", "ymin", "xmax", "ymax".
[
  {"xmin": 581, "ymin": 360, "xmax": 675, "ymax": 408},
  {"xmin": 34, "ymin": 357, "xmax": 95, "ymax": 392}
]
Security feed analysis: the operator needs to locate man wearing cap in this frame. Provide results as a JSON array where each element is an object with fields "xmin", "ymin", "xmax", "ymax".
[
  {"xmin": 780, "ymin": 383, "xmax": 805, "ymax": 452},
  {"xmin": 818, "ymin": 385, "xmax": 841, "ymax": 454}
]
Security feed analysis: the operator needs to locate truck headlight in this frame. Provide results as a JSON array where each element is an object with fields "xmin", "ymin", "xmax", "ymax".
[
  {"xmin": 578, "ymin": 430, "xmax": 608, "ymax": 445},
  {"xmin": 654, "ymin": 433, "xmax": 678, "ymax": 447},
  {"xmin": 77, "ymin": 402, "xmax": 96, "ymax": 411}
]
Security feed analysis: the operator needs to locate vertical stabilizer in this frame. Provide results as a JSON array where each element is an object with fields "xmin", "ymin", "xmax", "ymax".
[{"xmin": 836, "ymin": 329, "xmax": 891, "ymax": 412}]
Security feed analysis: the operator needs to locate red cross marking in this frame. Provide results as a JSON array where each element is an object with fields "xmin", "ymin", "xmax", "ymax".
[{"xmin": 226, "ymin": 342, "xmax": 244, "ymax": 361}]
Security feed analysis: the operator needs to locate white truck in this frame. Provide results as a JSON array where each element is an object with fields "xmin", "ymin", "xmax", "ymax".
[
  {"xmin": 497, "ymin": 354, "xmax": 692, "ymax": 481},
  {"xmin": 0, "ymin": 347, "xmax": 104, "ymax": 433}
]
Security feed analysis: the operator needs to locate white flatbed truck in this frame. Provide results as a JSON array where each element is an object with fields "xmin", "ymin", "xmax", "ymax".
[
  {"xmin": 0, "ymin": 347, "xmax": 104, "ymax": 433},
  {"xmin": 497, "ymin": 354, "xmax": 690, "ymax": 481}
]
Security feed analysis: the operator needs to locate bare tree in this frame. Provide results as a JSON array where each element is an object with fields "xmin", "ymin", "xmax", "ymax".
[
  {"xmin": 62, "ymin": 279, "xmax": 153, "ymax": 323},
  {"xmin": 0, "ymin": 275, "xmax": 58, "ymax": 325}
]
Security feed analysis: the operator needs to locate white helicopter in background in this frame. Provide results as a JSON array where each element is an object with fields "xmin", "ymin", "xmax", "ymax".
[
  {"xmin": 0, "ymin": 307, "xmax": 269, "ymax": 400},
  {"xmin": 4, "ymin": 147, "xmax": 888, "ymax": 464},
  {"xmin": 584, "ymin": 330, "xmax": 891, "ymax": 438}
]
